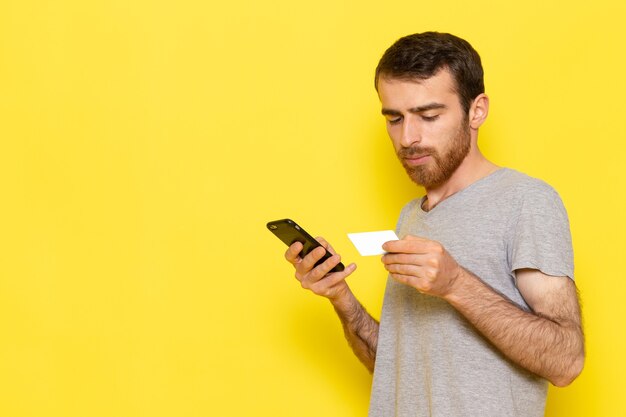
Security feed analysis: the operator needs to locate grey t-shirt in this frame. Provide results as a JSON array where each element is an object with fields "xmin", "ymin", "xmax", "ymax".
[{"xmin": 368, "ymin": 168, "xmax": 574, "ymax": 417}]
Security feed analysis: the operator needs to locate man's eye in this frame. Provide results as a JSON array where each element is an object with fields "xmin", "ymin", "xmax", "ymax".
[
  {"xmin": 388, "ymin": 117, "xmax": 402, "ymax": 125},
  {"xmin": 421, "ymin": 115, "xmax": 439, "ymax": 122}
]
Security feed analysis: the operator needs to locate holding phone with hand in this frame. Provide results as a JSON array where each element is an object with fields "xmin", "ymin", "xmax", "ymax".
[{"xmin": 267, "ymin": 219, "xmax": 345, "ymax": 273}]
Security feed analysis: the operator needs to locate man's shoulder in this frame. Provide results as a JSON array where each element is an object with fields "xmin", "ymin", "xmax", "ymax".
[
  {"xmin": 490, "ymin": 168, "xmax": 560, "ymax": 199},
  {"xmin": 489, "ymin": 168, "xmax": 569, "ymax": 223}
]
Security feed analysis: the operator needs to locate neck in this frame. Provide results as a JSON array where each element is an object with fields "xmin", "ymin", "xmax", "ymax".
[{"xmin": 423, "ymin": 150, "xmax": 499, "ymax": 211}]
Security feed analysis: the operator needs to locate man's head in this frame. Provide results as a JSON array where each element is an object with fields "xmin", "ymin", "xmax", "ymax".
[
  {"xmin": 375, "ymin": 32, "xmax": 489, "ymax": 189},
  {"xmin": 375, "ymin": 32, "xmax": 484, "ymax": 115}
]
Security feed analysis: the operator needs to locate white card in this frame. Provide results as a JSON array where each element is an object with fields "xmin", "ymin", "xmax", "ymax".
[{"xmin": 347, "ymin": 230, "xmax": 399, "ymax": 256}]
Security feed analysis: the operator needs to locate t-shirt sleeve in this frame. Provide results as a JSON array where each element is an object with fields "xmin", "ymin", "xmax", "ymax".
[{"xmin": 510, "ymin": 181, "xmax": 574, "ymax": 280}]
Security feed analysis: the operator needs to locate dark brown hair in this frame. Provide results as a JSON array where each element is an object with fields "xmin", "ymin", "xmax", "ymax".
[{"xmin": 375, "ymin": 32, "xmax": 484, "ymax": 114}]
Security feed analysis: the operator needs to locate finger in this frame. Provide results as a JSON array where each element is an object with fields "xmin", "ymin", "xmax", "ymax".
[
  {"xmin": 305, "ymin": 252, "xmax": 344, "ymax": 281},
  {"xmin": 328, "ymin": 262, "xmax": 357, "ymax": 283},
  {"xmin": 382, "ymin": 236, "xmax": 433, "ymax": 254},
  {"xmin": 285, "ymin": 241, "xmax": 304, "ymax": 264},
  {"xmin": 389, "ymin": 272, "xmax": 417, "ymax": 286},
  {"xmin": 315, "ymin": 236, "xmax": 336, "ymax": 255},
  {"xmin": 388, "ymin": 271, "xmax": 430, "ymax": 292},
  {"xmin": 382, "ymin": 239, "xmax": 414, "ymax": 254},
  {"xmin": 381, "ymin": 252, "xmax": 424, "ymax": 266},
  {"xmin": 309, "ymin": 263, "xmax": 357, "ymax": 294},
  {"xmin": 385, "ymin": 261, "xmax": 438, "ymax": 283},
  {"xmin": 296, "ymin": 246, "xmax": 328, "ymax": 274},
  {"xmin": 299, "ymin": 253, "xmax": 343, "ymax": 289},
  {"xmin": 384, "ymin": 261, "xmax": 420, "ymax": 277}
]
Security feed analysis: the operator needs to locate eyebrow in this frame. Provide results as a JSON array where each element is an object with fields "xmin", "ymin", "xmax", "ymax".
[{"xmin": 381, "ymin": 102, "xmax": 447, "ymax": 116}]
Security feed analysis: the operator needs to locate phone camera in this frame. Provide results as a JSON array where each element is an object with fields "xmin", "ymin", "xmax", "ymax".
[{"xmin": 269, "ymin": 225, "xmax": 278, "ymax": 230}]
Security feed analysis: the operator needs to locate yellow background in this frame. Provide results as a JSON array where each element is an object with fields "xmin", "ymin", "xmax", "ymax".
[{"xmin": 1, "ymin": 0, "xmax": 624, "ymax": 416}]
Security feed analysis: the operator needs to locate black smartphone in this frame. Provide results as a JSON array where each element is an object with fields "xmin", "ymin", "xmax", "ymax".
[{"xmin": 267, "ymin": 218, "xmax": 345, "ymax": 272}]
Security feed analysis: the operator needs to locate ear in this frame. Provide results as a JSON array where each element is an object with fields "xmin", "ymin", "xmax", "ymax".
[{"xmin": 468, "ymin": 93, "xmax": 489, "ymax": 130}]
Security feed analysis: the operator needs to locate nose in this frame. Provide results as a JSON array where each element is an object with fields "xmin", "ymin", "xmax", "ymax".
[{"xmin": 400, "ymin": 118, "xmax": 422, "ymax": 148}]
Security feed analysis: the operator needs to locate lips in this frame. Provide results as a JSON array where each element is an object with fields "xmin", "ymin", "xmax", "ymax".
[{"xmin": 404, "ymin": 154, "xmax": 431, "ymax": 166}]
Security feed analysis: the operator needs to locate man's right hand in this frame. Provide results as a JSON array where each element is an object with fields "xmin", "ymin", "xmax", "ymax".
[{"xmin": 284, "ymin": 237, "xmax": 357, "ymax": 302}]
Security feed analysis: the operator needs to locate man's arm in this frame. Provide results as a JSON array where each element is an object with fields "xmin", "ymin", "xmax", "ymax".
[
  {"xmin": 382, "ymin": 236, "xmax": 585, "ymax": 386},
  {"xmin": 331, "ymin": 289, "xmax": 379, "ymax": 373},
  {"xmin": 446, "ymin": 268, "xmax": 584, "ymax": 386},
  {"xmin": 285, "ymin": 239, "xmax": 379, "ymax": 372}
]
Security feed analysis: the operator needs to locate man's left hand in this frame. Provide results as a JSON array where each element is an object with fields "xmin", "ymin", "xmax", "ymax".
[{"xmin": 381, "ymin": 235, "xmax": 463, "ymax": 298}]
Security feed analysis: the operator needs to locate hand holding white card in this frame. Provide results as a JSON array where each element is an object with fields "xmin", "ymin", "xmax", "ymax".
[{"xmin": 347, "ymin": 230, "xmax": 399, "ymax": 256}]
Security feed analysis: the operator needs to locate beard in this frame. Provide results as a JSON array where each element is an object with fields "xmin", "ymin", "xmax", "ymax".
[{"xmin": 397, "ymin": 119, "xmax": 471, "ymax": 189}]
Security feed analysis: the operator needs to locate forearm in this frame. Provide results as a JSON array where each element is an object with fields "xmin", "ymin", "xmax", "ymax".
[
  {"xmin": 330, "ymin": 290, "xmax": 379, "ymax": 373},
  {"xmin": 446, "ymin": 269, "xmax": 584, "ymax": 386}
]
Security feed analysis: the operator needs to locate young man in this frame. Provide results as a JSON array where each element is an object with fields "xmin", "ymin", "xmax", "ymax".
[{"xmin": 284, "ymin": 32, "xmax": 584, "ymax": 416}]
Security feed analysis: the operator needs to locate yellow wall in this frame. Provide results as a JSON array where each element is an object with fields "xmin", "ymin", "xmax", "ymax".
[{"xmin": 1, "ymin": 1, "xmax": 624, "ymax": 416}]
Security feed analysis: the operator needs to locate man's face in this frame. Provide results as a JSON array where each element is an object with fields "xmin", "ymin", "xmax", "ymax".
[{"xmin": 377, "ymin": 69, "xmax": 471, "ymax": 189}]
